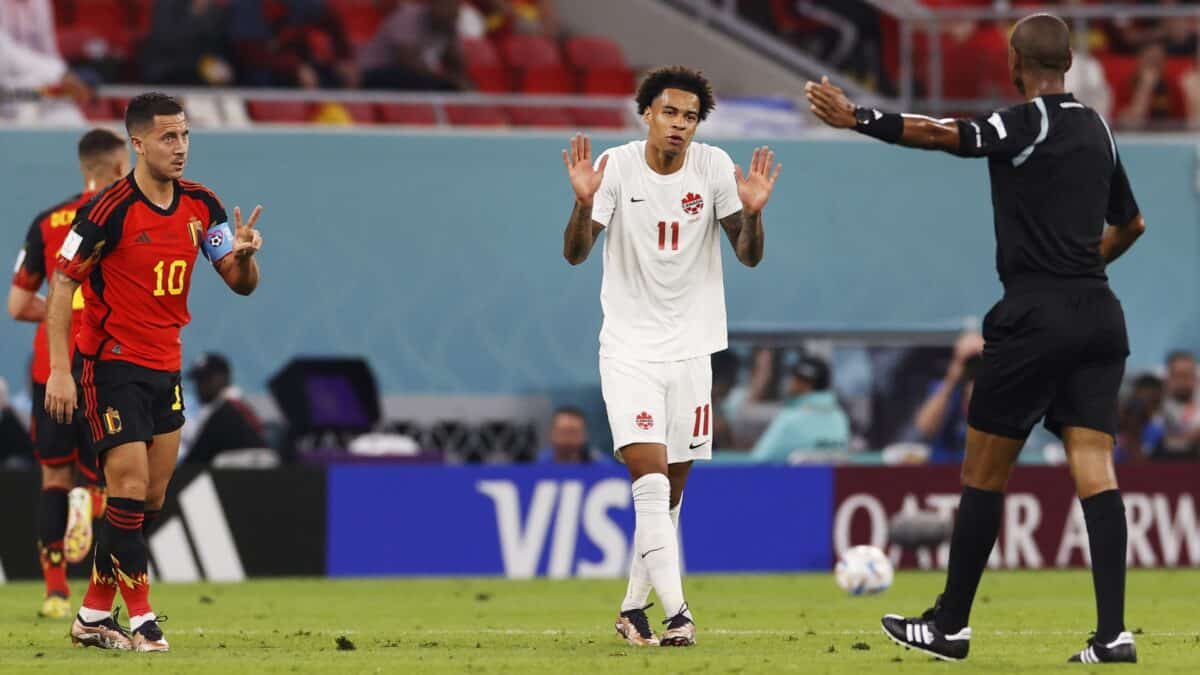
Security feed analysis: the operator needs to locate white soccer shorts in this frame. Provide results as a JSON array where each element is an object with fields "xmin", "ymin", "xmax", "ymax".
[{"xmin": 600, "ymin": 354, "xmax": 713, "ymax": 464}]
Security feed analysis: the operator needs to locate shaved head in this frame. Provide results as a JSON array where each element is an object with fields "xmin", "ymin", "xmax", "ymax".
[{"xmin": 1011, "ymin": 13, "xmax": 1072, "ymax": 74}]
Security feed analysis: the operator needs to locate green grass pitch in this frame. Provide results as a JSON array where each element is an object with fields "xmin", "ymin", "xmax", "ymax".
[{"xmin": 1, "ymin": 570, "xmax": 1197, "ymax": 673}]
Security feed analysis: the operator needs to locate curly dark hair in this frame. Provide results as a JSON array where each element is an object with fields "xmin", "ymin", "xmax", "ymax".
[{"xmin": 635, "ymin": 66, "xmax": 716, "ymax": 120}]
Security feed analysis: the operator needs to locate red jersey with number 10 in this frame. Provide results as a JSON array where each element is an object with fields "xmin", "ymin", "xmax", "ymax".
[
  {"xmin": 11, "ymin": 192, "xmax": 93, "ymax": 384},
  {"xmin": 57, "ymin": 174, "xmax": 232, "ymax": 372}
]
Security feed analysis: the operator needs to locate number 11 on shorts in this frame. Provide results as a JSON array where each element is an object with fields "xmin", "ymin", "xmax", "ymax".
[{"xmin": 692, "ymin": 404, "xmax": 710, "ymax": 437}]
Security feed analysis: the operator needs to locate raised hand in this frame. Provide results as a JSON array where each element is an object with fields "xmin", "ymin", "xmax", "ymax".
[
  {"xmin": 735, "ymin": 146, "xmax": 782, "ymax": 214},
  {"xmin": 804, "ymin": 76, "xmax": 857, "ymax": 129},
  {"xmin": 232, "ymin": 205, "xmax": 263, "ymax": 259},
  {"xmin": 562, "ymin": 133, "xmax": 609, "ymax": 206}
]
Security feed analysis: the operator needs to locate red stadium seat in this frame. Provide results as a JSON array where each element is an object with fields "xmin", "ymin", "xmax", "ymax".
[
  {"xmin": 581, "ymin": 69, "xmax": 634, "ymax": 96},
  {"xmin": 564, "ymin": 36, "xmax": 628, "ymax": 70},
  {"xmin": 329, "ymin": 0, "xmax": 382, "ymax": 45},
  {"xmin": 338, "ymin": 101, "xmax": 378, "ymax": 124},
  {"xmin": 460, "ymin": 38, "xmax": 513, "ymax": 92},
  {"xmin": 500, "ymin": 34, "xmax": 575, "ymax": 93},
  {"xmin": 376, "ymin": 103, "xmax": 438, "ymax": 125},
  {"xmin": 80, "ymin": 97, "xmax": 119, "ymax": 121},
  {"xmin": 246, "ymin": 100, "xmax": 313, "ymax": 123},
  {"xmin": 52, "ymin": 0, "xmax": 76, "ymax": 25},
  {"xmin": 568, "ymin": 34, "xmax": 635, "ymax": 96},
  {"xmin": 1100, "ymin": 54, "xmax": 1139, "ymax": 113},
  {"xmin": 505, "ymin": 106, "xmax": 573, "ymax": 128},
  {"xmin": 570, "ymin": 107, "xmax": 627, "ymax": 129},
  {"xmin": 445, "ymin": 104, "xmax": 508, "ymax": 127}
]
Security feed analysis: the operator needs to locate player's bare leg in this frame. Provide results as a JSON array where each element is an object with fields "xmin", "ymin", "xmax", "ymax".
[
  {"xmin": 883, "ymin": 428, "xmax": 1022, "ymax": 660},
  {"xmin": 145, "ymin": 429, "xmax": 181, "ymax": 534},
  {"xmin": 615, "ymin": 445, "xmax": 694, "ymax": 647},
  {"xmin": 1063, "ymin": 427, "xmax": 1136, "ymax": 664},
  {"xmin": 37, "ymin": 463, "xmax": 73, "ymax": 618}
]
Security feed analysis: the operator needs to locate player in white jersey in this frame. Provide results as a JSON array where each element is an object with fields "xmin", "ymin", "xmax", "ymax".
[{"xmin": 561, "ymin": 66, "xmax": 781, "ymax": 647}]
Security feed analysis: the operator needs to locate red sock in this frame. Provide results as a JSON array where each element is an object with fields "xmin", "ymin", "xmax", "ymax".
[
  {"xmin": 40, "ymin": 542, "xmax": 69, "ymax": 598},
  {"xmin": 105, "ymin": 501, "xmax": 152, "ymax": 618},
  {"xmin": 81, "ymin": 562, "xmax": 118, "ymax": 613}
]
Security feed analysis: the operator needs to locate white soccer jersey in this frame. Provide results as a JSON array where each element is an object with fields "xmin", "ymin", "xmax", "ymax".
[{"xmin": 591, "ymin": 140, "xmax": 742, "ymax": 362}]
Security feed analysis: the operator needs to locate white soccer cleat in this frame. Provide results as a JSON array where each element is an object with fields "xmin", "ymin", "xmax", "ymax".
[
  {"xmin": 615, "ymin": 605, "xmax": 659, "ymax": 646},
  {"xmin": 70, "ymin": 610, "xmax": 132, "ymax": 650},
  {"xmin": 64, "ymin": 486, "xmax": 94, "ymax": 564}
]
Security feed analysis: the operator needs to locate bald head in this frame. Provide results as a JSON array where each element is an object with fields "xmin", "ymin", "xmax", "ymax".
[{"xmin": 1011, "ymin": 13, "xmax": 1072, "ymax": 74}]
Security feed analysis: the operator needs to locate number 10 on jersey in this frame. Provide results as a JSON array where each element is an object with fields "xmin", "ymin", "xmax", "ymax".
[{"xmin": 657, "ymin": 221, "xmax": 680, "ymax": 251}]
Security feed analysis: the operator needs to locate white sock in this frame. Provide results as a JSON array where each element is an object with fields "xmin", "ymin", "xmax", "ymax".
[
  {"xmin": 78, "ymin": 606, "xmax": 111, "ymax": 623},
  {"xmin": 621, "ymin": 499, "xmax": 682, "ymax": 612},
  {"xmin": 129, "ymin": 612, "xmax": 156, "ymax": 632},
  {"xmin": 629, "ymin": 474, "xmax": 687, "ymax": 619}
]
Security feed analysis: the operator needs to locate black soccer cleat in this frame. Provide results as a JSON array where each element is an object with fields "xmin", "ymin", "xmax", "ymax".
[
  {"xmin": 881, "ymin": 607, "xmax": 971, "ymax": 662},
  {"xmin": 1068, "ymin": 632, "xmax": 1137, "ymax": 664}
]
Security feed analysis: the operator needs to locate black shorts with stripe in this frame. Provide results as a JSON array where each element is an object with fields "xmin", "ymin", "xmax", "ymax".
[
  {"xmin": 30, "ymin": 382, "xmax": 100, "ymax": 481},
  {"xmin": 967, "ymin": 280, "xmax": 1128, "ymax": 440},
  {"xmin": 76, "ymin": 357, "xmax": 185, "ymax": 455}
]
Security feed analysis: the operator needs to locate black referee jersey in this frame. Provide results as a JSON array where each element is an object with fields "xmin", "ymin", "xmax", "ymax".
[{"xmin": 953, "ymin": 92, "xmax": 1141, "ymax": 290}]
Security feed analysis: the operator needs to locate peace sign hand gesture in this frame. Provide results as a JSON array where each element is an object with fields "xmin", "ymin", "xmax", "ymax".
[{"xmin": 232, "ymin": 205, "xmax": 263, "ymax": 259}]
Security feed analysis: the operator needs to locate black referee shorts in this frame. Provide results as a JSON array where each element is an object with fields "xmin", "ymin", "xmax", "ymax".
[{"xmin": 967, "ymin": 282, "xmax": 1129, "ymax": 440}]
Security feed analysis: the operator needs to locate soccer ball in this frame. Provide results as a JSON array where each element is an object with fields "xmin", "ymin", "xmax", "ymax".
[{"xmin": 835, "ymin": 545, "xmax": 894, "ymax": 596}]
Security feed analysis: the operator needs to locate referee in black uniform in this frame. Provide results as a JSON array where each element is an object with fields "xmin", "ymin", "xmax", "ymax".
[{"xmin": 806, "ymin": 13, "xmax": 1144, "ymax": 665}]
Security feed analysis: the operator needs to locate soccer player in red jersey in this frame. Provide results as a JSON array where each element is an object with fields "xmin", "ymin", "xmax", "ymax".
[
  {"xmin": 9, "ymin": 129, "xmax": 128, "ymax": 620},
  {"xmin": 44, "ymin": 93, "xmax": 264, "ymax": 653}
]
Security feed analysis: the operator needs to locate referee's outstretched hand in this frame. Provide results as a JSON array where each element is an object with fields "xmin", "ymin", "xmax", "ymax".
[
  {"xmin": 232, "ymin": 205, "xmax": 263, "ymax": 259},
  {"xmin": 805, "ymin": 76, "xmax": 856, "ymax": 129},
  {"xmin": 45, "ymin": 370, "xmax": 75, "ymax": 425},
  {"xmin": 735, "ymin": 146, "xmax": 781, "ymax": 214},
  {"xmin": 562, "ymin": 132, "xmax": 608, "ymax": 207}
]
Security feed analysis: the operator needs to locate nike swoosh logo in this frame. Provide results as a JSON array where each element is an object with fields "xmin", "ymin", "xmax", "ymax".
[
  {"xmin": 689, "ymin": 441, "xmax": 709, "ymax": 449},
  {"xmin": 640, "ymin": 546, "xmax": 665, "ymax": 559},
  {"xmin": 630, "ymin": 198, "xmax": 646, "ymax": 203}
]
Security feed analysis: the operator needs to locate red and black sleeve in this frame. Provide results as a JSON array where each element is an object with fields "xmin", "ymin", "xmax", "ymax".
[
  {"xmin": 12, "ymin": 212, "xmax": 48, "ymax": 291},
  {"xmin": 57, "ymin": 182, "xmax": 132, "ymax": 282}
]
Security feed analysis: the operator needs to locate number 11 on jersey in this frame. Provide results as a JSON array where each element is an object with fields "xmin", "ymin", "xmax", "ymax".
[{"xmin": 658, "ymin": 221, "xmax": 680, "ymax": 251}]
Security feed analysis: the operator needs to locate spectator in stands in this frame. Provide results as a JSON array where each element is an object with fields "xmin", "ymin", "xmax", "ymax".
[
  {"xmin": 359, "ymin": 0, "xmax": 468, "ymax": 91},
  {"xmin": 747, "ymin": 355, "xmax": 850, "ymax": 462},
  {"xmin": 1160, "ymin": 350, "xmax": 1200, "ymax": 459},
  {"xmin": 230, "ymin": 0, "xmax": 356, "ymax": 89},
  {"xmin": 1117, "ymin": 41, "xmax": 1175, "ymax": 128},
  {"xmin": 180, "ymin": 353, "xmax": 268, "ymax": 465},
  {"xmin": 141, "ymin": 0, "xmax": 234, "ymax": 85},
  {"xmin": 472, "ymin": 0, "xmax": 560, "ymax": 39},
  {"xmin": 911, "ymin": 331, "xmax": 983, "ymax": 463},
  {"xmin": 536, "ymin": 407, "xmax": 602, "ymax": 464},
  {"xmin": 1115, "ymin": 373, "xmax": 1166, "ymax": 462},
  {"xmin": 0, "ymin": 0, "xmax": 89, "ymax": 125}
]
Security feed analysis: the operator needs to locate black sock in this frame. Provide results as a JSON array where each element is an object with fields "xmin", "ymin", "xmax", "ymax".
[
  {"xmin": 935, "ymin": 486, "xmax": 1004, "ymax": 634},
  {"xmin": 37, "ymin": 487, "xmax": 69, "ymax": 548},
  {"xmin": 143, "ymin": 509, "xmax": 161, "ymax": 535},
  {"xmin": 1082, "ymin": 489, "xmax": 1127, "ymax": 643}
]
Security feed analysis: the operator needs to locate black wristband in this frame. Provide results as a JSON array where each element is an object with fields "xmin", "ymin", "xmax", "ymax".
[{"xmin": 853, "ymin": 106, "xmax": 903, "ymax": 144}]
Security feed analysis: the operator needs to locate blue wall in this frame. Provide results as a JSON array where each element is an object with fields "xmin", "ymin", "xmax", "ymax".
[{"xmin": 2, "ymin": 129, "xmax": 1196, "ymax": 396}]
